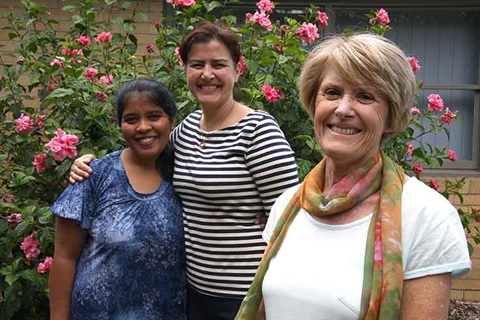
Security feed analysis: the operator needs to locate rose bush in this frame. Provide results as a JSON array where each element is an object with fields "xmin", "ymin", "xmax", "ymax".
[{"xmin": 0, "ymin": 0, "xmax": 478, "ymax": 318}]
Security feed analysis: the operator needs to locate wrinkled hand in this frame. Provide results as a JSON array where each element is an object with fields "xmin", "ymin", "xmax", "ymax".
[
  {"xmin": 255, "ymin": 212, "xmax": 267, "ymax": 230},
  {"xmin": 68, "ymin": 154, "xmax": 95, "ymax": 185}
]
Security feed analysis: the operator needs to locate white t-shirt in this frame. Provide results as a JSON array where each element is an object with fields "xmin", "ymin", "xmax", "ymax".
[{"xmin": 262, "ymin": 177, "xmax": 471, "ymax": 320}]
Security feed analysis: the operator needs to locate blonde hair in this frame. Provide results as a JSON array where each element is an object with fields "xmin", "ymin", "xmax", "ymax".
[{"xmin": 299, "ymin": 33, "xmax": 416, "ymax": 133}]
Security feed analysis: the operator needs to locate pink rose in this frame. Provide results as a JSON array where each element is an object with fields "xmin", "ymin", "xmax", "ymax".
[
  {"xmin": 32, "ymin": 153, "xmax": 48, "ymax": 174},
  {"xmin": 47, "ymin": 78, "xmax": 60, "ymax": 92},
  {"xmin": 412, "ymin": 163, "xmax": 423, "ymax": 176},
  {"xmin": 174, "ymin": 47, "xmax": 184, "ymax": 67},
  {"xmin": 407, "ymin": 56, "xmax": 421, "ymax": 74},
  {"xmin": 429, "ymin": 179, "xmax": 440, "ymax": 192},
  {"xmin": 36, "ymin": 114, "xmax": 47, "ymax": 128},
  {"xmin": 95, "ymin": 31, "xmax": 113, "ymax": 43},
  {"xmin": 37, "ymin": 257, "xmax": 53, "ymax": 274},
  {"xmin": 256, "ymin": 0, "xmax": 275, "ymax": 13},
  {"xmin": 295, "ymin": 22, "xmax": 319, "ymax": 45},
  {"xmin": 15, "ymin": 113, "xmax": 35, "ymax": 132},
  {"xmin": 406, "ymin": 142, "xmax": 414, "ymax": 156},
  {"xmin": 261, "ymin": 85, "xmax": 283, "ymax": 102},
  {"xmin": 82, "ymin": 67, "xmax": 99, "ymax": 81},
  {"xmin": 317, "ymin": 11, "xmax": 329, "ymax": 28},
  {"xmin": 99, "ymin": 75, "xmax": 113, "ymax": 85},
  {"xmin": 49, "ymin": 59, "xmax": 64, "ymax": 68},
  {"xmin": 154, "ymin": 21, "xmax": 161, "ymax": 30},
  {"xmin": 45, "ymin": 129, "xmax": 80, "ymax": 162},
  {"xmin": 427, "ymin": 94, "xmax": 444, "ymax": 112},
  {"xmin": 246, "ymin": 11, "xmax": 273, "ymax": 31},
  {"xmin": 446, "ymin": 149, "xmax": 457, "ymax": 162},
  {"xmin": 440, "ymin": 108, "xmax": 456, "ymax": 125},
  {"xmin": 20, "ymin": 233, "xmax": 40, "ymax": 260},
  {"xmin": 167, "ymin": 0, "xmax": 196, "ymax": 6},
  {"xmin": 146, "ymin": 44, "xmax": 155, "ymax": 53},
  {"xmin": 77, "ymin": 35, "xmax": 91, "ymax": 46},
  {"xmin": 410, "ymin": 106, "xmax": 421, "ymax": 115},
  {"xmin": 61, "ymin": 47, "xmax": 70, "ymax": 55},
  {"xmin": 238, "ymin": 56, "xmax": 248, "ymax": 75},
  {"xmin": 376, "ymin": 8, "xmax": 390, "ymax": 26},
  {"xmin": 71, "ymin": 49, "xmax": 84, "ymax": 57},
  {"xmin": 96, "ymin": 91, "xmax": 107, "ymax": 102},
  {"xmin": 6, "ymin": 213, "xmax": 23, "ymax": 225}
]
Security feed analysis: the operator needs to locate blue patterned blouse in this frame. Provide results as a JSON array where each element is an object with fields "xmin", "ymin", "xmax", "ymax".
[{"xmin": 52, "ymin": 150, "xmax": 186, "ymax": 320}]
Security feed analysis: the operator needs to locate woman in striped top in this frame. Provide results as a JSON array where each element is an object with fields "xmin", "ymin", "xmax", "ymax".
[{"xmin": 69, "ymin": 22, "xmax": 299, "ymax": 319}]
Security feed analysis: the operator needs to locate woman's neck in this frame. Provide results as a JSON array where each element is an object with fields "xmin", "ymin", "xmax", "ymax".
[
  {"xmin": 121, "ymin": 148, "xmax": 157, "ymax": 170},
  {"xmin": 201, "ymin": 100, "xmax": 237, "ymax": 132},
  {"xmin": 121, "ymin": 149, "xmax": 162, "ymax": 193}
]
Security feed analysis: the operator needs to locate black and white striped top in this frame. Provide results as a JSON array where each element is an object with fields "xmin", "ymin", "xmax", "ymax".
[{"xmin": 171, "ymin": 110, "xmax": 299, "ymax": 298}]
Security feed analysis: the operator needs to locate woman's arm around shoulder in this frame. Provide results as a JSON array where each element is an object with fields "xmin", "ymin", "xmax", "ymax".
[
  {"xmin": 400, "ymin": 273, "xmax": 451, "ymax": 320},
  {"xmin": 49, "ymin": 217, "xmax": 87, "ymax": 320}
]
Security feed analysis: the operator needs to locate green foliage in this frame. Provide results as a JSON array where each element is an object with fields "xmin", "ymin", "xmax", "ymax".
[{"xmin": 0, "ymin": 1, "xmax": 477, "ymax": 318}]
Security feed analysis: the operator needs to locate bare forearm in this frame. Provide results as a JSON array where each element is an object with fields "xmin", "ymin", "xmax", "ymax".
[{"xmin": 49, "ymin": 259, "xmax": 77, "ymax": 320}]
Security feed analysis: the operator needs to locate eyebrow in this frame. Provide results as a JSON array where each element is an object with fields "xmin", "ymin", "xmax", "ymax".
[{"xmin": 188, "ymin": 58, "xmax": 230, "ymax": 63}]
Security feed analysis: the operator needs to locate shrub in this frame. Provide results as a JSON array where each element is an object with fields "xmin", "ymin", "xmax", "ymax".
[{"xmin": 0, "ymin": 0, "xmax": 477, "ymax": 318}]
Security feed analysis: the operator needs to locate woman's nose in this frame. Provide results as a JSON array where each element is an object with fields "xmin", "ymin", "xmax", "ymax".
[
  {"xmin": 335, "ymin": 95, "xmax": 355, "ymax": 117},
  {"xmin": 200, "ymin": 65, "xmax": 214, "ymax": 80},
  {"xmin": 136, "ymin": 119, "xmax": 151, "ymax": 131}
]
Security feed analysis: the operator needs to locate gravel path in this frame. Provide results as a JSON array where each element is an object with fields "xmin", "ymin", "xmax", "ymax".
[{"xmin": 449, "ymin": 300, "xmax": 480, "ymax": 320}]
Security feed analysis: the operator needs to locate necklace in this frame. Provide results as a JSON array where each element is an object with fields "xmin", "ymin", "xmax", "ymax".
[{"xmin": 199, "ymin": 101, "xmax": 236, "ymax": 149}]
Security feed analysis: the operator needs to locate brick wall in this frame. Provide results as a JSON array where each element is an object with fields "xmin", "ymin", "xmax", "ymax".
[
  {"xmin": 0, "ymin": 0, "xmax": 164, "ymax": 63},
  {"xmin": 1, "ymin": 0, "xmax": 479, "ymax": 303},
  {"xmin": 443, "ymin": 177, "xmax": 480, "ymax": 301}
]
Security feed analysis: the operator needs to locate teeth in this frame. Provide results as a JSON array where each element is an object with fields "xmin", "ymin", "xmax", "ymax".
[
  {"xmin": 201, "ymin": 85, "xmax": 217, "ymax": 90},
  {"xmin": 138, "ymin": 137, "xmax": 155, "ymax": 143},
  {"xmin": 329, "ymin": 125, "xmax": 360, "ymax": 135}
]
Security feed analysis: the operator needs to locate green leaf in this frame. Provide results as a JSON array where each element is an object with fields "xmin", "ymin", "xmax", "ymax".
[
  {"xmin": 48, "ymin": 88, "xmax": 75, "ymax": 99},
  {"xmin": 19, "ymin": 269, "xmax": 39, "ymax": 282},
  {"xmin": 204, "ymin": 1, "xmax": 222, "ymax": 12},
  {"xmin": 38, "ymin": 210, "xmax": 53, "ymax": 225},
  {"xmin": 5, "ymin": 274, "xmax": 17, "ymax": 286},
  {"xmin": 62, "ymin": 5, "xmax": 78, "ymax": 12}
]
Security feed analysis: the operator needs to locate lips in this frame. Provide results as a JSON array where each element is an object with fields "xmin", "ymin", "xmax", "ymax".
[
  {"xmin": 198, "ymin": 84, "xmax": 220, "ymax": 92},
  {"xmin": 135, "ymin": 136, "xmax": 157, "ymax": 145},
  {"xmin": 328, "ymin": 124, "xmax": 361, "ymax": 135}
]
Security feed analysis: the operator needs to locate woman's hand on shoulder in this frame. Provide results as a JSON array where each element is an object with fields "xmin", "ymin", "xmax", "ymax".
[
  {"xmin": 255, "ymin": 212, "xmax": 267, "ymax": 230},
  {"xmin": 68, "ymin": 154, "xmax": 95, "ymax": 185}
]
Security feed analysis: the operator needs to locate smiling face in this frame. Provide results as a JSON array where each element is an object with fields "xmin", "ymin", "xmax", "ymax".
[
  {"xmin": 120, "ymin": 93, "xmax": 173, "ymax": 164},
  {"xmin": 314, "ymin": 68, "xmax": 394, "ymax": 168},
  {"xmin": 186, "ymin": 40, "xmax": 240, "ymax": 110}
]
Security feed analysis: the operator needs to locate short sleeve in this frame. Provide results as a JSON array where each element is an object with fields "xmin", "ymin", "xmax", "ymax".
[
  {"xmin": 51, "ymin": 179, "xmax": 95, "ymax": 229},
  {"xmin": 402, "ymin": 178, "xmax": 471, "ymax": 279}
]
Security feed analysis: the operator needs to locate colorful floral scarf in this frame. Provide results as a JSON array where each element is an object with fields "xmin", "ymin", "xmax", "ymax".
[{"xmin": 235, "ymin": 151, "xmax": 405, "ymax": 320}]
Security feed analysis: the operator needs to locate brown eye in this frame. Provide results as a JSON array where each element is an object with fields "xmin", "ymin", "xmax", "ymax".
[
  {"xmin": 356, "ymin": 93, "xmax": 376, "ymax": 104},
  {"xmin": 323, "ymin": 89, "xmax": 341, "ymax": 100},
  {"xmin": 123, "ymin": 116, "xmax": 138, "ymax": 124}
]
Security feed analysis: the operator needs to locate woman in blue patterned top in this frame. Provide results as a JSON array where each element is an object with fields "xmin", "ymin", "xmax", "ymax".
[{"xmin": 49, "ymin": 78, "xmax": 186, "ymax": 320}]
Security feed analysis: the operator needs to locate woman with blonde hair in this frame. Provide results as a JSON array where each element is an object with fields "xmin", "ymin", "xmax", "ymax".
[{"xmin": 236, "ymin": 33, "xmax": 471, "ymax": 320}]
